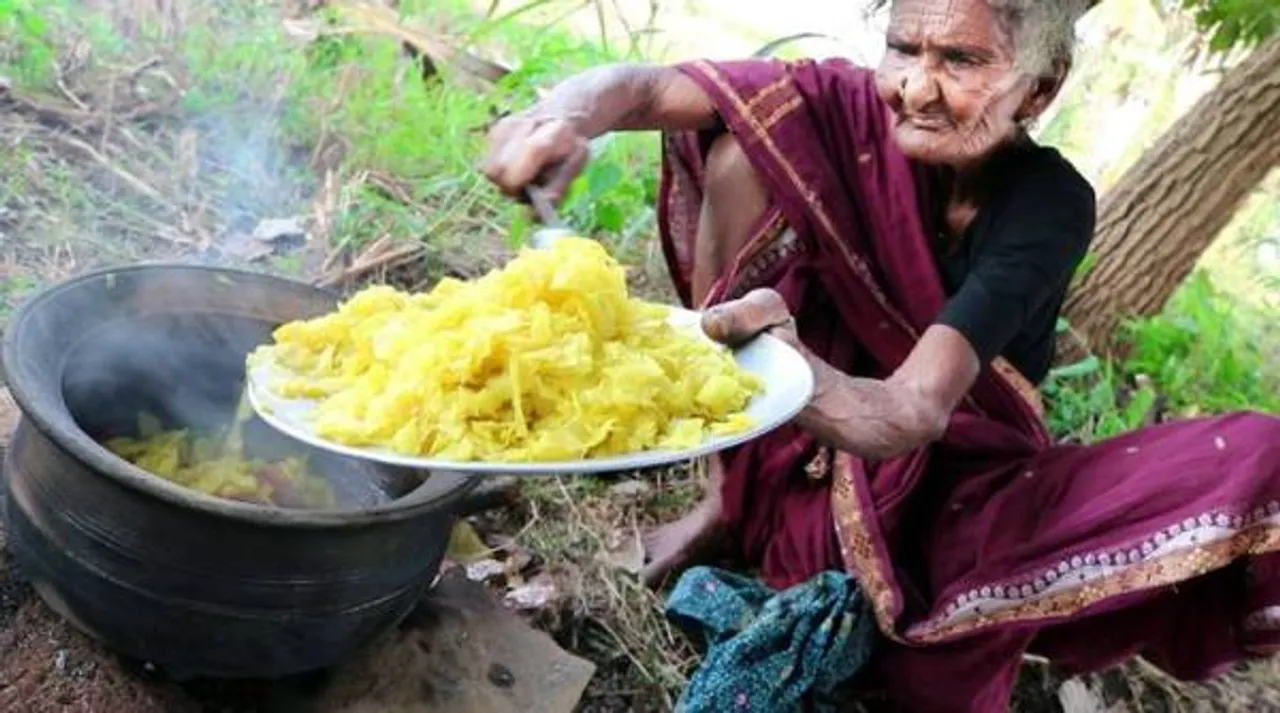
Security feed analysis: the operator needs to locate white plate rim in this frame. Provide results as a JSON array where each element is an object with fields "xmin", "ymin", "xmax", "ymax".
[{"xmin": 247, "ymin": 306, "xmax": 814, "ymax": 475}]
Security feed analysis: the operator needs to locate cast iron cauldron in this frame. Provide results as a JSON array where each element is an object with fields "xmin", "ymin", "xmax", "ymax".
[{"xmin": 0, "ymin": 264, "xmax": 477, "ymax": 679}]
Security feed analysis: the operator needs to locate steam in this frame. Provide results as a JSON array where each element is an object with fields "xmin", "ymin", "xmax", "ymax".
[
  {"xmin": 37, "ymin": 273, "xmax": 422, "ymax": 507},
  {"xmin": 183, "ymin": 103, "xmax": 315, "ymax": 266},
  {"xmin": 61, "ymin": 308, "xmax": 274, "ymax": 442}
]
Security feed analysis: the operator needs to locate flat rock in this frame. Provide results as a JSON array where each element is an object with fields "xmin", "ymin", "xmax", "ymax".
[
  {"xmin": 0, "ymin": 388, "xmax": 594, "ymax": 712},
  {"xmin": 315, "ymin": 570, "xmax": 596, "ymax": 713}
]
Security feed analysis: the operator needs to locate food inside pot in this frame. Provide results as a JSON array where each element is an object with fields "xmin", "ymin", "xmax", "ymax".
[
  {"xmin": 58, "ymin": 310, "xmax": 363, "ymax": 510},
  {"xmin": 104, "ymin": 399, "xmax": 336, "ymax": 509}
]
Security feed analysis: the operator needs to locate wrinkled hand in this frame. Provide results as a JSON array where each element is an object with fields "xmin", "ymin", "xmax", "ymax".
[
  {"xmin": 700, "ymin": 288, "xmax": 800, "ymax": 348},
  {"xmin": 481, "ymin": 114, "xmax": 590, "ymax": 204}
]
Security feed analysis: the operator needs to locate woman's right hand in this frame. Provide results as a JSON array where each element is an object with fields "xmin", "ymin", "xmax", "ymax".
[
  {"xmin": 480, "ymin": 64, "xmax": 716, "ymax": 204},
  {"xmin": 481, "ymin": 114, "xmax": 592, "ymax": 205}
]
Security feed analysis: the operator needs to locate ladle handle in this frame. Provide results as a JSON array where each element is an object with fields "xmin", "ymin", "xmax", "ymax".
[{"xmin": 525, "ymin": 185, "xmax": 565, "ymax": 229}]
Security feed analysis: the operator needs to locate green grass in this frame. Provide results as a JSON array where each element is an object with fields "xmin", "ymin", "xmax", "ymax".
[
  {"xmin": 1045, "ymin": 271, "xmax": 1280, "ymax": 442},
  {"xmin": 0, "ymin": 0, "xmax": 660, "ymax": 276},
  {"xmin": 0, "ymin": 272, "xmax": 40, "ymax": 321}
]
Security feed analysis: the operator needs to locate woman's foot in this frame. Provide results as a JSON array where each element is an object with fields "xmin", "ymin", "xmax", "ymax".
[{"xmin": 641, "ymin": 459, "xmax": 729, "ymax": 588}]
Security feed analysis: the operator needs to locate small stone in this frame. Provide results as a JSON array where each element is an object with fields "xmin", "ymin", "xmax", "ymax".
[
  {"xmin": 487, "ymin": 663, "xmax": 516, "ymax": 688},
  {"xmin": 251, "ymin": 218, "xmax": 307, "ymax": 246},
  {"xmin": 607, "ymin": 480, "xmax": 651, "ymax": 498},
  {"xmin": 464, "ymin": 559, "xmax": 506, "ymax": 583},
  {"xmin": 504, "ymin": 576, "xmax": 558, "ymax": 611}
]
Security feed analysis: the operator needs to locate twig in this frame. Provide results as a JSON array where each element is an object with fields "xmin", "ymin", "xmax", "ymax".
[
  {"xmin": 54, "ymin": 76, "xmax": 90, "ymax": 112},
  {"xmin": 319, "ymin": 246, "xmax": 349, "ymax": 278},
  {"xmin": 99, "ymin": 202, "xmax": 195, "ymax": 246},
  {"xmin": 100, "ymin": 73, "xmax": 117, "ymax": 153},
  {"xmin": 3, "ymin": 88, "xmax": 174, "ymax": 136},
  {"xmin": 355, "ymin": 234, "xmax": 394, "ymax": 262},
  {"xmin": 366, "ymin": 171, "xmax": 417, "ymax": 205},
  {"xmin": 318, "ymin": 241, "xmax": 425, "ymax": 287},
  {"xmin": 127, "ymin": 56, "xmax": 163, "ymax": 78},
  {"xmin": 50, "ymin": 132, "xmax": 175, "ymax": 209},
  {"xmin": 327, "ymin": 1, "xmax": 512, "ymax": 84},
  {"xmin": 308, "ymin": 168, "xmax": 342, "ymax": 275}
]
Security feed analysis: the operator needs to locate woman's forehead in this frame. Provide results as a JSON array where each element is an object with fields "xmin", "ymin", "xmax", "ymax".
[{"xmin": 887, "ymin": 0, "xmax": 1005, "ymax": 45}]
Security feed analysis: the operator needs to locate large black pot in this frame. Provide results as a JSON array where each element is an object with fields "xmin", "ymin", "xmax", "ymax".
[{"xmin": 0, "ymin": 264, "xmax": 477, "ymax": 679}]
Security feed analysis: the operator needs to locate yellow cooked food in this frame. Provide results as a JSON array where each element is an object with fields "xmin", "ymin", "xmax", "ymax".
[
  {"xmin": 105, "ymin": 410, "xmax": 336, "ymax": 509},
  {"xmin": 250, "ymin": 237, "xmax": 762, "ymax": 462}
]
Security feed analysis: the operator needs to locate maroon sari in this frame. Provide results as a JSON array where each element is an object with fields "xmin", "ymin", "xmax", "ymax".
[{"xmin": 657, "ymin": 57, "xmax": 1280, "ymax": 712}]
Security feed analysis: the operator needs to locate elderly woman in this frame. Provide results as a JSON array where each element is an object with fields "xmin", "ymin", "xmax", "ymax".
[{"xmin": 483, "ymin": 0, "xmax": 1280, "ymax": 709}]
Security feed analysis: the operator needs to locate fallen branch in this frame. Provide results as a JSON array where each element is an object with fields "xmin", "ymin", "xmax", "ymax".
[
  {"xmin": 50, "ymin": 132, "xmax": 174, "ymax": 209},
  {"xmin": 328, "ymin": 1, "xmax": 513, "ymax": 84},
  {"xmin": 317, "ymin": 239, "xmax": 426, "ymax": 288},
  {"xmin": 366, "ymin": 170, "xmax": 416, "ymax": 206},
  {"xmin": 1, "ymin": 86, "xmax": 176, "ymax": 136}
]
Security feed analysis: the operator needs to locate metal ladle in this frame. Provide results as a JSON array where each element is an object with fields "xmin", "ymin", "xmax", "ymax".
[{"xmin": 524, "ymin": 185, "xmax": 576, "ymax": 249}]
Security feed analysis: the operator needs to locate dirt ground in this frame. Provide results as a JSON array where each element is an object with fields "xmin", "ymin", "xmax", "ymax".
[{"xmin": 0, "ymin": 389, "xmax": 182, "ymax": 712}]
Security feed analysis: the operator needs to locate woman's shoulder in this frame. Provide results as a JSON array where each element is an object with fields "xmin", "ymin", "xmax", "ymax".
[
  {"xmin": 979, "ymin": 143, "xmax": 1098, "ymax": 254},
  {"xmin": 1005, "ymin": 144, "xmax": 1096, "ymax": 210},
  {"xmin": 675, "ymin": 56, "xmax": 889, "ymax": 142}
]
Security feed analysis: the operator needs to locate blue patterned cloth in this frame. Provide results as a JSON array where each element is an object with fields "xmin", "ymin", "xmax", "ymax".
[{"xmin": 665, "ymin": 566, "xmax": 876, "ymax": 712}]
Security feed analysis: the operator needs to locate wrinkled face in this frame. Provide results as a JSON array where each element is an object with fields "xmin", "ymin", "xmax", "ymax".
[{"xmin": 875, "ymin": 0, "xmax": 1050, "ymax": 166}]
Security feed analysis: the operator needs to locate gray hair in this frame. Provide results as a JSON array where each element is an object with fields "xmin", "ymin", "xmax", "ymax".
[
  {"xmin": 874, "ymin": 0, "xmax": 1093, "ymax": 76},
  {"xmin": 988, "ymin": 0, "xmax": 1091, "ymax": 75}
]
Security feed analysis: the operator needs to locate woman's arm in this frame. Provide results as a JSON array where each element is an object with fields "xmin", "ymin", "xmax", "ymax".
[
  {"xmin": 526, "ymin": 63, "xmax": 718, "ymax": 136},
  {"xmin": 797, "ymin": 325, "xmax": 979, "ymax": 459},
  {"xmin": 482, "ymin": 64, "xmax": 717, "ymax": 201},
  {"xmin": 702, "ymin": 290, "xmax": 979, "ymax": 460}
]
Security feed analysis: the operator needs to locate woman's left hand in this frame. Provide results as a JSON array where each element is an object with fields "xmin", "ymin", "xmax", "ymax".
[
  {"xmin": 701, "ymin": 290, "xmax": 974, "ymax": 460},
  {"xmin": 700, "ymin": 288, "xmax": 801, "ymax": 349}
]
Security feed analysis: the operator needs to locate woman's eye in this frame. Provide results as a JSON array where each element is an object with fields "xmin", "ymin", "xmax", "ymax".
[
  {"xmin": 887, "ymin": 41, "xmax": 919, "ymax": 56},
  {"xmin": 944, "ymin": 50, "xmax": 979, "ymax": 67}
]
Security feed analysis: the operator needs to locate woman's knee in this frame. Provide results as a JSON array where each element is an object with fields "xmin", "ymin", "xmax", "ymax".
[
  {"xmin": 704, "ymin": 133, "xmax": 767, "ymax": 212},
  {"xmin": 1248, "ymin": 412, "xmax": 1280, "ymax": 459},
  {"xmin": 1212, "ymin": 412, "xmax": 1280, "ymax": 472}
]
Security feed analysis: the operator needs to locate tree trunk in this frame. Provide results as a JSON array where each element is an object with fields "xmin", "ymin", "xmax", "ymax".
[{"xmin": 1062, "ymin": 35, "xmax": 1280, "ymax": 354}]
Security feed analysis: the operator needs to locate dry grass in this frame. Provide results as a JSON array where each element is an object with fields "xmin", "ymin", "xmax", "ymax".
[
  {"xmin": 0, "ymin": 2, "xmax": 312, "ymax": 285},
  {"xmin": 465, "ymin": 464, "xmax": 707, "ymax": 711}
]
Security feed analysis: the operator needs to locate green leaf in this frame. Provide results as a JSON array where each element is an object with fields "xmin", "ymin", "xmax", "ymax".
[
  {"xmin": 594, "ymin": 202, "xmax": 626, "ymax": 233},
  {"xmin": 1051, "ymin": 355, "xmax": 1102, "ymax": 380},
  {"xmin": 585, "ymin": 161, "xmax": 624, "ymax": 200}
]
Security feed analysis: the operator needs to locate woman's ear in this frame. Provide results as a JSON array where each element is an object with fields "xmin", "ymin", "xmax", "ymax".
[{"xmin": 1019, "ymin": 61, "xmax": 1070, "ymax": 122}]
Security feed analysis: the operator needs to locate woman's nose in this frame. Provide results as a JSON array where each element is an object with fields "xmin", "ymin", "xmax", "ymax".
[{"xmin": 901, "ymin": 63, "xmax": 941, "ymax": 112}]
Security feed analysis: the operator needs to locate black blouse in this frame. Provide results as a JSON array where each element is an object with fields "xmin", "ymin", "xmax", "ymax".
[{"xmin": 933, "ymin": 143, "xmax": 1097, "ymax": 385}]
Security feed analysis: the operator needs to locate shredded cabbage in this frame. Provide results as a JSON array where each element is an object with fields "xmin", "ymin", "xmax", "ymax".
[
  {"xmin": 250, "ymin": 237, "xmax": 762, "ymax": 462},
  {"xmin": 105, "ymin": 410, "xmax": 336, "ymax": 509}
]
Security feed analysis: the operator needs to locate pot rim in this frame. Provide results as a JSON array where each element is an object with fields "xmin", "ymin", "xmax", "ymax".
[{"xmin": 2, "ymin": 262, "xmax": 480, "ymax": 529}]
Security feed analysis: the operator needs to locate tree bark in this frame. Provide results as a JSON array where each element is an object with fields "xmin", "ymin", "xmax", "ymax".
[{"xmin": 1062, "ymin": 35, "xmax": 1280, "ymax": 354}]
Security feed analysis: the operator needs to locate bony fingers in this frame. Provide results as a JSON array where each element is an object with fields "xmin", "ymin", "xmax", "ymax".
[
  {"xmin": 504, "ymin": 123, "xmax": 577, "ymax": 194},
  {"xmin": 701, "ymin": 290, "xmax": 793, "ymax": 346},
  {"xmin": 545, "ymin": 139, "xmax": 590, "ymax": 204},
  {"xmin": 484, "ymin": 126, "xmax": 537, "ymax": 194},
  {"xmin": 701, "ymin": 304, "xmax": 762, "ymax": 346},
  {"xmin": 739, "ymin": 288, "xmax": 792, "ymax": 324}
]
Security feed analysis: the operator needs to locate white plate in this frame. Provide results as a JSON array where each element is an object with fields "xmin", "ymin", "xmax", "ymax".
[{"xmin": 246, "ymin": 306, "xmax": 814, "ymax": 475}]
